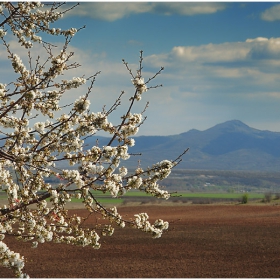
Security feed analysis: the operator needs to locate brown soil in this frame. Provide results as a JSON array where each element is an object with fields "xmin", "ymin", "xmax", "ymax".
[{"xmin": 2, "ymin": 204, "xmax": 280, "ymax": 278}]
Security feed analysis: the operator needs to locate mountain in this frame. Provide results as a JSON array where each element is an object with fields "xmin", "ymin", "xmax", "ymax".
[{"xmin": 86, "ymin": 120, "xmax": 280, "ymax": 171}]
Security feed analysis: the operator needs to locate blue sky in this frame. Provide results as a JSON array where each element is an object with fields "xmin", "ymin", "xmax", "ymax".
[{"xmin": 4, "ymin": 2, "xmax": 280, "ymax": 135}]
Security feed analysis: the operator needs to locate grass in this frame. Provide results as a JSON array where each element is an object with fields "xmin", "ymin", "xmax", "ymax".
[
  {"xmin": 0, "ymin": 190, "xmax": 266, "ymax": 199},
  {"xmin": 0, "ymin": 190, "xmax": 267, "ymax": 205},
  {"xmin": 177, "ymin": 192, "xmax": 264, "ymax": 199},
  {"xmin": 78, "ymin": 191, "xmax": 266, "ymax": 205},
  {"xmin": 69, "ymin": 197, "xmax": 123, "ymax": 204}
]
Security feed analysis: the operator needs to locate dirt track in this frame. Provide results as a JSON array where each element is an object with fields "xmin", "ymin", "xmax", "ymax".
[{"xmin": 2, "ymin": 204, "xmax": 280, "ymax": 278}]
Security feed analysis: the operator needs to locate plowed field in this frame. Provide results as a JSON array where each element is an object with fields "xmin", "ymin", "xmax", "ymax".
[{"xmin": 2, "ymin": 204, "xmax": 280, "ymax": 278}]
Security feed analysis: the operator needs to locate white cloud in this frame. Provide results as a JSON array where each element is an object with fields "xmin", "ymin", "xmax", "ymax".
[
  {"xmin": 171, "ymin": 42, "xmax": 249, "ymax": 63},
  {"xmin": 246, "ymin": 37, "xmax": 280, "ymax": 59},
  {"xmin": 146, "ymin": 37, "xmax": 280, "ymax": 73},
  {"xmin": 3, "ymin": 32, "xmax": 280, "ymax": 135},
  {"xmin": 151, "ymin": 2, "xmax": 226, "ymax": 16},
  {"xmin": 141, "ymin": 37, "xmax": 280, "ymax": 131},
  {"xmin": 261, "ymin": 4, "xmax": 280, "ymax": 21},
  {"xmin": 65, "ymin": 2, "xmax": 152, "ymax": 21},
  {"xmin": 64, "ymin": 2, "xmax": 227, "ymax": 21}
]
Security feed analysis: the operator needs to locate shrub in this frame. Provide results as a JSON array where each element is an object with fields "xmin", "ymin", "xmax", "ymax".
[
  {"xmin": 264, "ymin": 192, "xmax": 272, "ymax": 203},
  {"xmin": 241, "ymin": 193, "xmax": 249, "ymax": 204}
]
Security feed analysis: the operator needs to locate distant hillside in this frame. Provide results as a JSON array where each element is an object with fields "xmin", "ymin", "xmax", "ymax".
[{"xmin": 85, "ymin": 120, "xmax": 280, "ymax": 171}]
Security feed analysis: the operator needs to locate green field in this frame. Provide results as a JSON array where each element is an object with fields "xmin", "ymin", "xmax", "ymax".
[
  {"xmin": 0, "ymin": 190, "xmax": 269, "ymax": 205},
  {"xmin": 177, "ymin": 192, "xmax": 264, "ymax": 199},
  {"xmin": 67, "ymin": 191, "xmax": 268, "ymax": 205}
]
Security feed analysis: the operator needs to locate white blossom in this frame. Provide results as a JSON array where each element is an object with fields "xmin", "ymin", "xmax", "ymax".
[
  {"xmin": 31, "ymin": 34, "xmax": 42, "ymax": 42},
  {"xmin": 128, "ymin": 176, "xmax": 143, "ymax": 189},
  {"xmin": 0, "ymin": 241, "xmax": 8, "ymax": 253},
  {"xmin": 131, "ymin": 76, "xmax": 148, "ymax": 94},
  {"xmin": 64, "ymin": 77, "xmax": 86, "ymax": 90},
  {"xmin": 31, "ymin": 241, "xmax": 38, "ymax": 248},
  {"xmin": 11, "ymin": 54, "xmax": 28, "ymax": 74},
  {"xmin": 0, "ymin": 28, "xmax": 6, "ymax": 37},
  {"xmin": 74, "ymin": 95, "xmax": 90, "ymax": 112},
  {"xmin": 34, "ymin": 122, "xmax": 45, "ymax": 134},
  {"xmin": 0, "ymin": 2, "xmax": 178, "ymax": 278}
]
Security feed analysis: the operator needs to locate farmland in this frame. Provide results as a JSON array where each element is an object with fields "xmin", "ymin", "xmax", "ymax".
[
  {"xmin": 2, "ymin": 170, "xmax": 280, "ymax": 277},
  {"xmin": 2, "ymin": 204, "xmax": 280, "ymax": 278},
  {"xmin": 162, "ymin": 169, "xmax": 280, "ymax": 193}
]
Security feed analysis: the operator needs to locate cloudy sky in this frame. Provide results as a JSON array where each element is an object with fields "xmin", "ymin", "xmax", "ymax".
[{"xmin": 5, "ymin": 2, "xmax": 280, "ymax": 135}]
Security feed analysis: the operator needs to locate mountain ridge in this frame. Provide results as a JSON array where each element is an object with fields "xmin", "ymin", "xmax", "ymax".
[{"xmin": 85, "ymin": 120, "xmax": 280, "ymax": 171}]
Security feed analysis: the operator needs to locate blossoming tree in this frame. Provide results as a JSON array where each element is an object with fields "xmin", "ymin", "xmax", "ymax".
[{"xmin": 0, "ymin": 2, "xmax": 187, "ymax": 278}]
